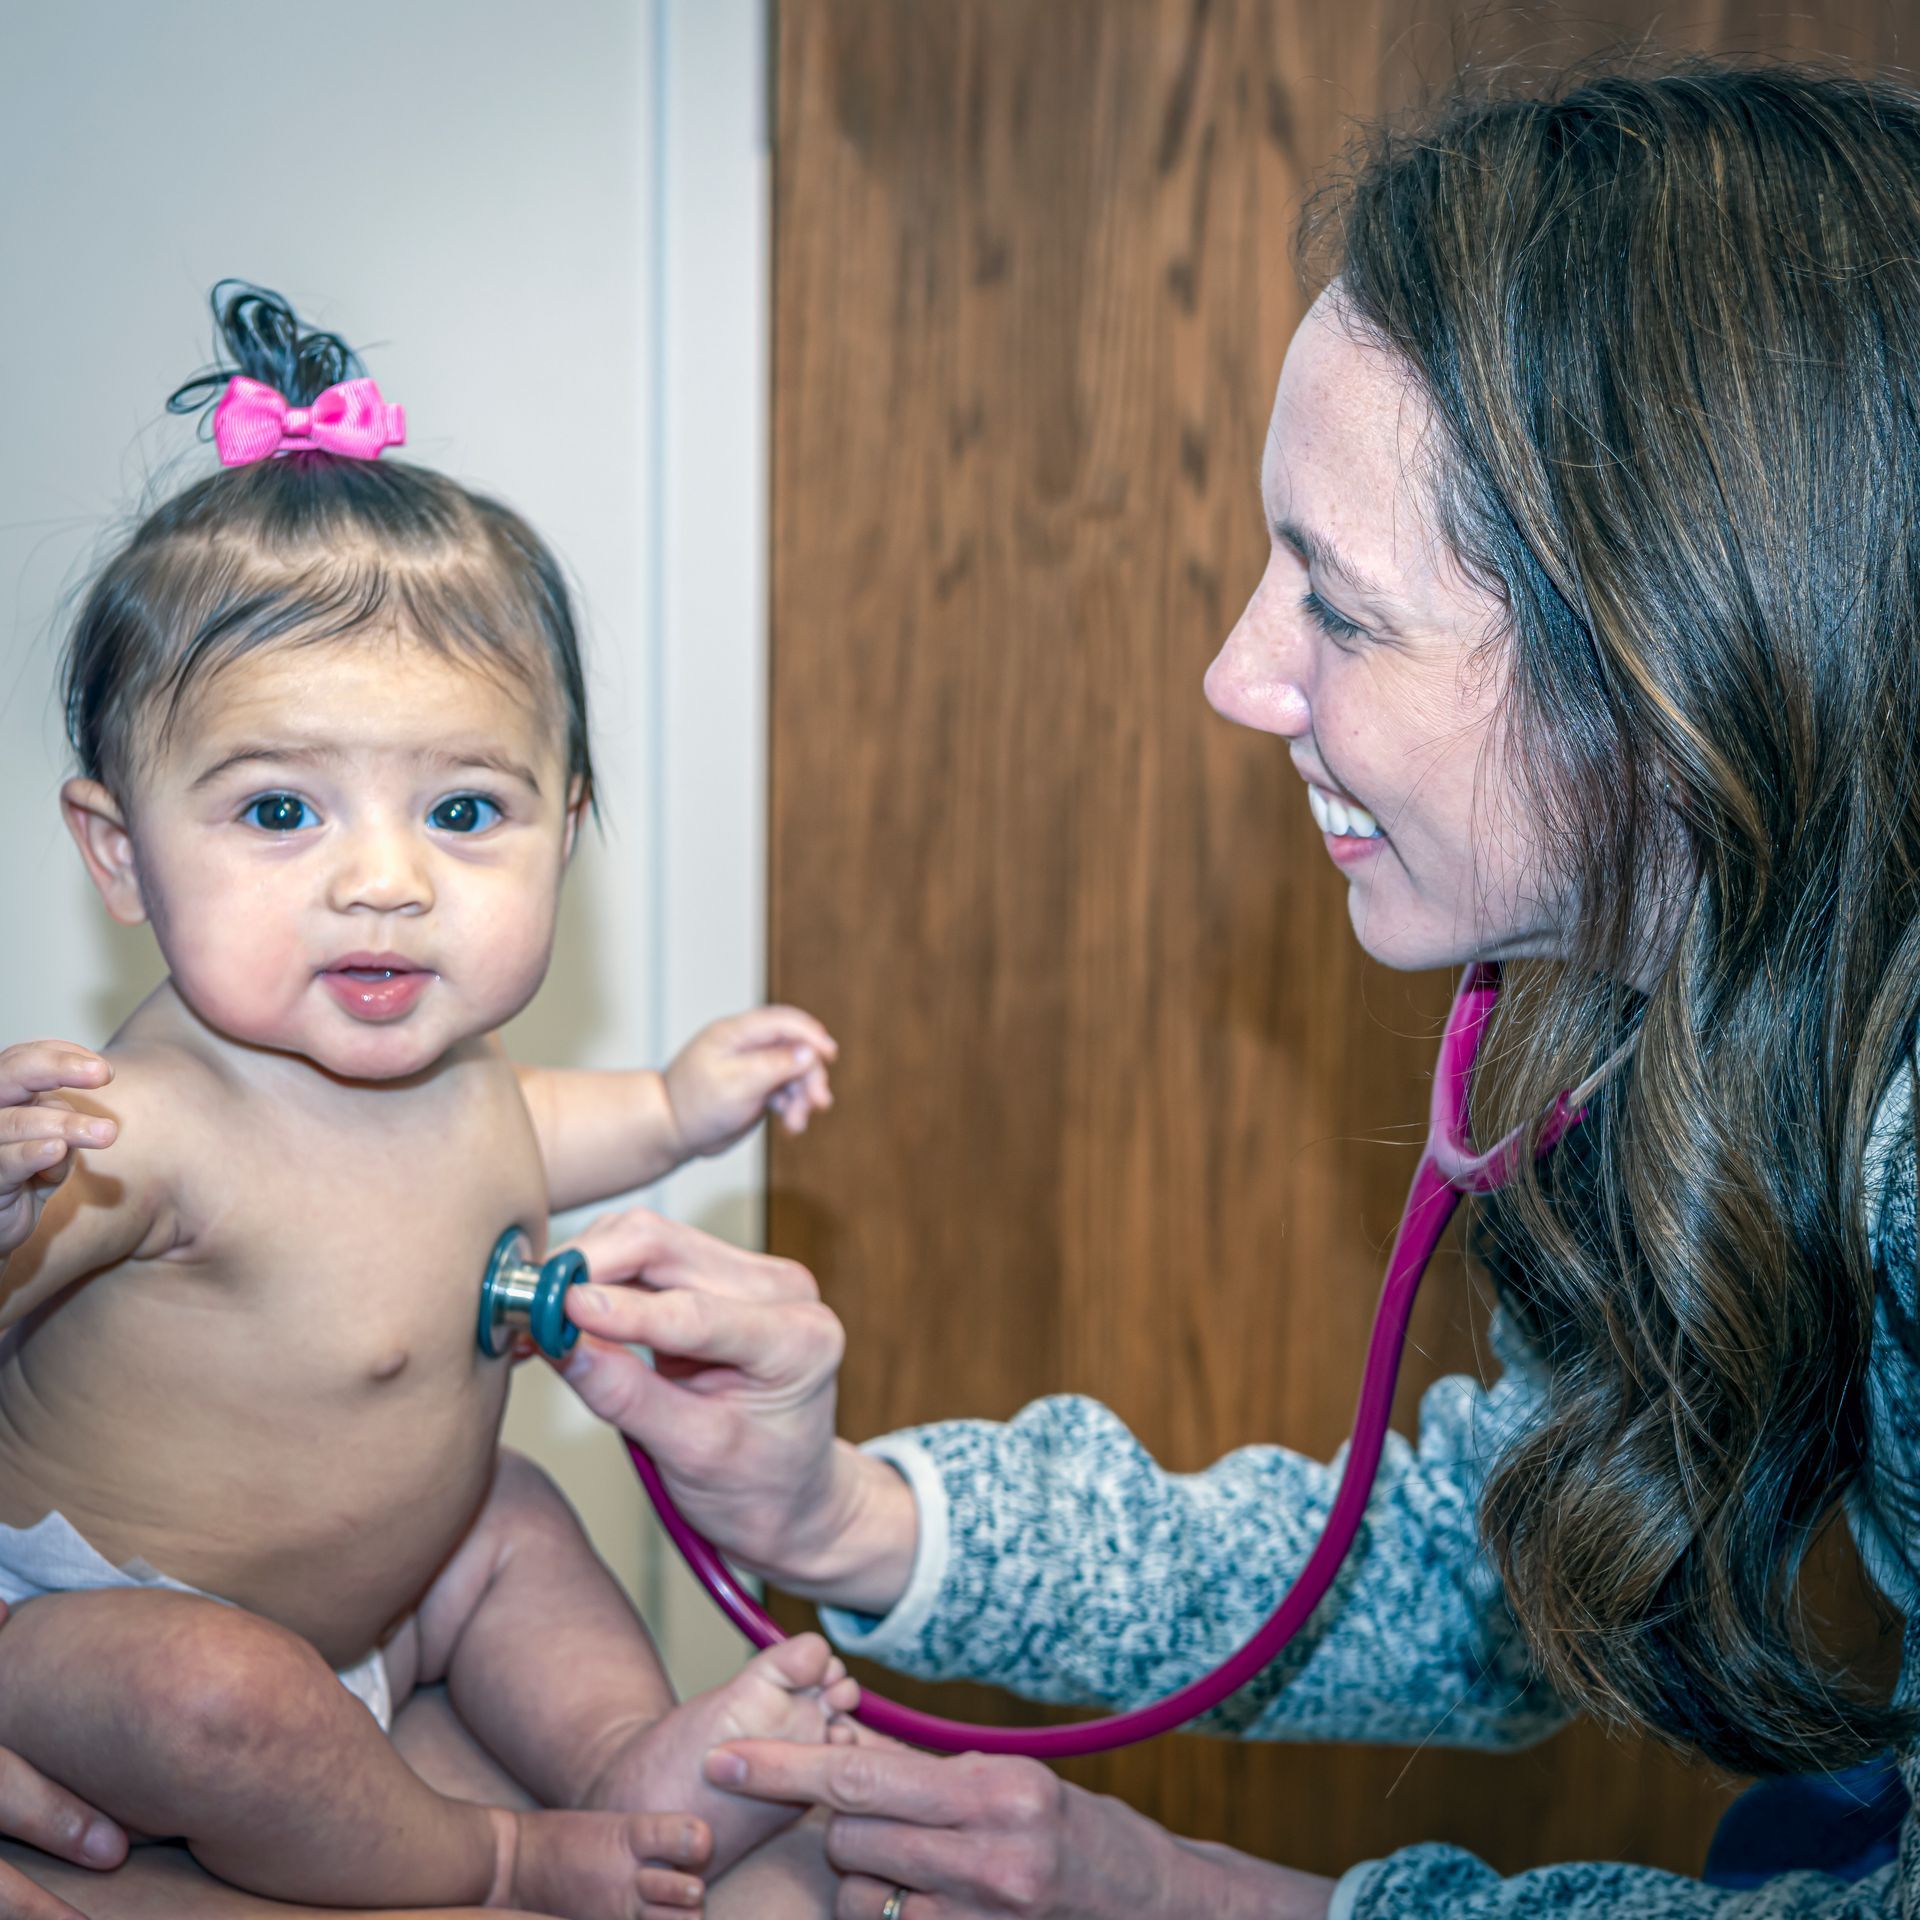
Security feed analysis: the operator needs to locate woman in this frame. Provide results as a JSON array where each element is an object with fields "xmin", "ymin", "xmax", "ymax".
[
  {"xmin": 6, "ymin": 51, "xmax": 1919, "ymax": 1920},
  {"xmin": 553, "ymin": 56, "xmax": 1920, "ymax": 1918}
]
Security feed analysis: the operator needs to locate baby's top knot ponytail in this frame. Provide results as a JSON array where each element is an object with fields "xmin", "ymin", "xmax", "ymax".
[
  {"xmin": 167, "ymin": 280, "xmax": 366, "ymax": 425},
  {"xmin": 167, "ymin": 281, "xmax": 402, "ymax": 467}
]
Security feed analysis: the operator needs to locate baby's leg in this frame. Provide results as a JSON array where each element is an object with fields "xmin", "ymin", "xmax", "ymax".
[
  {"xmin": 425, "ymin": 1451, "xmax": 858, "ymax": 1874},
  {"xmin": 0, "ymin": 1589, "xmax": 706, "ymax": 1920}
]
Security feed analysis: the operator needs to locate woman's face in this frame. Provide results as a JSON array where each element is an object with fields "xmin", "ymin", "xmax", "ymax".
[{"xmin": 1206, "ymin": 293, "xmax": 1568, "ymax": 973}]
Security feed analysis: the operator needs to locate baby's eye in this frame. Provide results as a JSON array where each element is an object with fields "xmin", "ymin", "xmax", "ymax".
[
  {"xmin": 245, "ymin": 794, "xmax": 317, "ymax": 833},
  {"xmin": 428, "ymin": 794, "xmax": 502, "ymax": 834}
]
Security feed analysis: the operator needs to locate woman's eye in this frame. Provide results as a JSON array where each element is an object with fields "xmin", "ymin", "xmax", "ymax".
[
  {"xmin": 245, "ymin": 794, "xmax": 316, "ymax": 833},
  {"xmin": 428, "ymin": 794, "xmax": 502, "ymax": 834},
  {"xmin": 1300, "ymin": 589, "xmax": 1368, "ymax": 648}
]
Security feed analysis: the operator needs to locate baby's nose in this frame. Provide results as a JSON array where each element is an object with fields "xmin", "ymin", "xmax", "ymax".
[{"xmin": 326, "ymin": 828, "xmax": 434, "ymax": 915}]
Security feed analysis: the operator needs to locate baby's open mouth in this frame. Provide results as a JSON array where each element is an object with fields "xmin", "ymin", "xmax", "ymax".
[{"xmin": 320, "ymin": 954, "xmax": 433, "ymax": 1022}]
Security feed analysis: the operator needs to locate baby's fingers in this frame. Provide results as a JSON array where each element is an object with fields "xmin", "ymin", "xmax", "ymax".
[
  {"xmin": 724, "ymin": 1005, "xmax": 839, "ymax": 1061},
  {"xmin": 0, "ymin": 1043, "xmax": 110, "ymax": 1111}
]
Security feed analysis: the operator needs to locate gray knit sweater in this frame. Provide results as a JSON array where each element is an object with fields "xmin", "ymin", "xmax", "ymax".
[{"xmin": 819, "ymin": 1071, "xmax": 1920, "ymax": 1917}]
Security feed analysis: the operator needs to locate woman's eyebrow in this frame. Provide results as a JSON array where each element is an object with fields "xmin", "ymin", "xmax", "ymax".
[{"xmin": 1272, "ymin": 517, "xmax": 1395, "ymax": 604}]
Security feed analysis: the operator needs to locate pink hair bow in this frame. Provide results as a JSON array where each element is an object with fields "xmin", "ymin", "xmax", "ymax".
[{"xmin": 212, "ymin": 375, "xmax": 406, "ymax": 466}]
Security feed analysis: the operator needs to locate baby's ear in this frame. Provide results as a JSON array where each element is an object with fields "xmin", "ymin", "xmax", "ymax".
[
  {"xmin": 61, "ymin": 779, "xmax": 147, "ymax": 926},
  {"xmin": 561, "ymin": 775, "xmax": 589, "ymax": 867}
]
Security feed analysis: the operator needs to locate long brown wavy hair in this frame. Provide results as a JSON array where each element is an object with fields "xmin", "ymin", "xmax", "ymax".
[{"xmin": 1308, "ymin": 60, "xmax": 1920, "ymax": 1775}]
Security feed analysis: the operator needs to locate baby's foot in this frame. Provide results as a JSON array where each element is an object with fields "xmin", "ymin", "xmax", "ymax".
[
  {"xmin": 585, "ymin": 1634, "xmax": 860, "ymax": 1875},
  {"xmin": 490, "ymin": 1806, "xmax": 706, "ymax": 1920}
]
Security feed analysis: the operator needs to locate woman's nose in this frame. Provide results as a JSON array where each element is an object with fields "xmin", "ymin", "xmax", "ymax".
[
  {"xmin": 326, "ymin": 825, "xmax": 434, "ymax": 916},
  {"xmin": 1204, "ymin": 599, "xmax": 1312, "ymax": 738}
]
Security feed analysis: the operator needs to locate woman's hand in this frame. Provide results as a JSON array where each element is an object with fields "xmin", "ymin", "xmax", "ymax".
[
  {"xmin": 0, "ymin": 1601, "xmax": 127, "ymax": 1920},
  {"xmin": 702, "ymin": 1738, "xmax": 1337, "ymax": 1919},
  {"xmin": 551, "ymin": 1208, "xmax": 918, "ymax": 1612}
]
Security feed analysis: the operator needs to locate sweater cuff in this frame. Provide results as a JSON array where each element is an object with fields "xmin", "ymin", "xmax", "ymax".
[
  {"xmin": 817, "ymin": 1434, "xmax": 953, "ymax": 1663},
  {"xmin": 1329, "ymin": 1860, "xmax": 1382, "ymax": 1920}
]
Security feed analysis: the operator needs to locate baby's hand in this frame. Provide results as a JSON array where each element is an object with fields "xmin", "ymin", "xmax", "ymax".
[
  {"xmin": 663, "ymin": 1007, "xmax": 837, "ymax": 1160},
  {"xmin": 0, "ymin": 1042, "xmax": 116, "ymax": 1258}
]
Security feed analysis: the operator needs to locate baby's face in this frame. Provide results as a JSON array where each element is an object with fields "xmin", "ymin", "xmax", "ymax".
[{"xmin": 104, "ymin": 637, "xmax": 580, "ymax": 1081}]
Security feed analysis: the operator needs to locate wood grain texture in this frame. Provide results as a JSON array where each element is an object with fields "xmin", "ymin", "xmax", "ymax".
[{"xmin": 768, "ymin": 0, "xmax": 1914, "ymax": 1878}]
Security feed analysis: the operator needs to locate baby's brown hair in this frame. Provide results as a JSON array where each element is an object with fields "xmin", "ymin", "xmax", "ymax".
[{"xmin": 63, "ymin": 283, "xmax": 596, "ymax": 810}]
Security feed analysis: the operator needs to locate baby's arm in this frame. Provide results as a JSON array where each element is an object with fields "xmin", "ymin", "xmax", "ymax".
[
  {"xmin": 516, "ymin": 1006, "xmax": 836, "ymax": 1213},
  {"xmin": 0, "ymin": 1041, "xmax": 157, "ymax": 1330}
]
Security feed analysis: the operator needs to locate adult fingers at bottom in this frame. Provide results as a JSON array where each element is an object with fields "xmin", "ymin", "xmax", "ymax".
[
  {"xmin": 0, "ymin": 1747, "xmax": 125, "ymax": 1871},
  {"xmin": 835, "ymin": 1877, "xmax": 943, "ymax": 1920},
  {"xmin": 0, "ymin": 1857, "xmax": 91, "ymax": 1920}
]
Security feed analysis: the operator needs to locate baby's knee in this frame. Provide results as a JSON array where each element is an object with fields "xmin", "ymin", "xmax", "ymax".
[
  {"xmin": 120, "ymin": 1595, "xmax": 348, "ymax": 1774},
  {"xmin": 0, "ymin": 1590, "xmax": 345, "ymax": 1778},
  {"xmin": 490, "ymin": 1447, "xmax": 589, "ymax": 1543}
]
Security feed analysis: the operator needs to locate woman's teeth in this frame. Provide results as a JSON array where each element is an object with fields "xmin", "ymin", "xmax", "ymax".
[{"xmin": 1307, "ymin": 784, "xmax": 1382, "ymax": 840}]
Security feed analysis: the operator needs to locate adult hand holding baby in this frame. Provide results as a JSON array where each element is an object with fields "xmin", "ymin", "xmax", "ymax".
[
  {"xmin": 0, "ymin": 1601, "xmax": 127, "ymax": 1920},
  {"xmin": 0, "ymin": 1046, "xmax": 135, "ymax": 1915},
  {"xmin": 0, "ymin": 1043, "xmax": 117, "ymax": 1260}
]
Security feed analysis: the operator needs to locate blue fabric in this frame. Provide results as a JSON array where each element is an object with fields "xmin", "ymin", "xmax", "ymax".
[{"xmin": 1704, "ymin": 1757, "xmax": 1909, "ymax": 1890}]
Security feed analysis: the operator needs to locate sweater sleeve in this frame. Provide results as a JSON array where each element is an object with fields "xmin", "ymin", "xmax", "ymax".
[{"xmin": 821, "ymin": 1311, "xmax": 1567, "ymax": 1746}]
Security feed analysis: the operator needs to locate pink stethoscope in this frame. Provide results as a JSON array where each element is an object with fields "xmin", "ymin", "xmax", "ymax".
[{"xmin": 481, "ymin": 961, "xmax": 1607, "ymax": 1756}]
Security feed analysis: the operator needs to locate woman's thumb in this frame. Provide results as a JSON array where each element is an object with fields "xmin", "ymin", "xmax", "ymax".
[{"xmin": 553, "ymin": 1333, "xmax": 642, "ymax": 1416}]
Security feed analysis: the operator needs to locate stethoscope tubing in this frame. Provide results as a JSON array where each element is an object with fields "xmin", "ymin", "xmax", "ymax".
[
  {"xmin": 624, "ymin": 1147, "xmax": 1466, "ymax": 1756},
  {"xmin": 622, "ymin": 962, "xmax": 1588, "ymax": 1756}
]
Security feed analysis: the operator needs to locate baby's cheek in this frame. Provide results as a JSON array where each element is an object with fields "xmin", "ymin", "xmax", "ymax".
[
  {"xmin": 462, "ymin": 878, "xmax": 564, "ymax": 1021},
  {"xmin": 176, "ymin": 917, "xmax": 313, "ymax": 1041}
]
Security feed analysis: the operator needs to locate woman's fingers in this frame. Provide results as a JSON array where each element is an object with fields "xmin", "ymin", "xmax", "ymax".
[
  {"xmin": 567, "ymin": 1281, "xmax": 843, "ymax": 1385},
  {"xmin": 558, "ymin": 1208, "xmax": 820, "ymax": 1306},
  {"xmin": 704, "ymin": 1742, "xmax": 963, "ymax": 1824},
  {"xmin": 553, "ymin": 1334, "xmax": 739, "ymax": 1463},
  {"xmin": 834, "ymin": 1876, "xmax": 927, "ymax": 1920}
]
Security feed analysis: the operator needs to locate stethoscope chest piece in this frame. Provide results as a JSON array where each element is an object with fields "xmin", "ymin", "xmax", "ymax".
[{"xmin": 478, "ymin": 1227, "xmax": 587, "ymax": 1361}]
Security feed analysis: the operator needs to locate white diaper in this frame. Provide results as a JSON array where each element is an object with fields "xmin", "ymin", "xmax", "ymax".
[{"xmin": 0, "ymin": 1511, "xmax": 393, "ymax": 1731}]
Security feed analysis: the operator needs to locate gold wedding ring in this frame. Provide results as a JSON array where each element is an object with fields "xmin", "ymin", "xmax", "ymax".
[{"xmin": 880, "ymin": 1891, "xmax": 909, "ymax": 1920}]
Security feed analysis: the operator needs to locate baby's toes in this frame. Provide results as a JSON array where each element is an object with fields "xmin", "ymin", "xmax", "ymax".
[
  {"xmin": 752, "ymin": 1630, "xmax": 835, "ymax": 1693},
  {"xmin": 827, "ymin": 1719, "xmax": 860, "ymax": 1745},
  {"xmin": 823, "ymin": 1674, "xmax": 862, "ymax": 1717},
  {"xmin": 638, "ymin": 1864, "xmax": 705, "ymax": 1913}
]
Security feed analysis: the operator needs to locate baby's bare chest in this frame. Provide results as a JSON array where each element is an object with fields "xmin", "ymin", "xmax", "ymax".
[
  {"xmin": 206, "ymin": 1076, "xmax": 552, "ymax": 1375},
  {"xmin": 0, "ymin": 1062, "xmax": 559, "ymax": 1651}
]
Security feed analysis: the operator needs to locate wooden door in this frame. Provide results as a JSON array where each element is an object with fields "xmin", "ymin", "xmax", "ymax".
[{"xmin": 767, "ymin": 0, "xmax": 1914, "ymax": 1878}]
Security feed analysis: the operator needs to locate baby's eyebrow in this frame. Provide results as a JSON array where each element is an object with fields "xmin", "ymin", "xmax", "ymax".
[{"xmin": 188, "ymin": 742, "xmax": 543, "ymax": 794}]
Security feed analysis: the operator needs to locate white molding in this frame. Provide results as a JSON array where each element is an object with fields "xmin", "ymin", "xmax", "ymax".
[
  {"xmin": 633, "ymin": 0, "xmax": 771, "ymax": 1689},
  {"xmin": 649, "ymin": 0, "xmax": 772, "ymax": 1255}
]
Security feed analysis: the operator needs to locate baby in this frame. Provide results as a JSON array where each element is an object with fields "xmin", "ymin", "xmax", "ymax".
[{"xmin": 0, "ymin": 286, "xmax": 853, "ymax": 1918}]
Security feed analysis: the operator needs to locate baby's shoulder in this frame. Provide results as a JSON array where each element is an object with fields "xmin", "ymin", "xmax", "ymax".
[{"xmin": 80, "ymin": 1038, "xmax": 230, "ymax": 1207}]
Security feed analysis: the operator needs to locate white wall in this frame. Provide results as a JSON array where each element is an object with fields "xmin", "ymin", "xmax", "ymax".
[{"xmin": 0, "ymin": 0, "xmax": 766, "ymax": 1694}]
